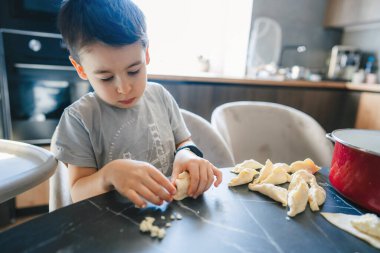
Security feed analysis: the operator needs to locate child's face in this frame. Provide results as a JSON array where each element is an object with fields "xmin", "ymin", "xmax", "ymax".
[{"xmin": 70, "ymin": 42, "xmax": 150, "ymax": 109}]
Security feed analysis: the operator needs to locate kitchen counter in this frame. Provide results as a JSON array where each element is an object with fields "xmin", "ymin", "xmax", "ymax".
[
  {"xmin": 0, "ymin": 168, "xmax": 377, "ymax": 253},
  {"xmin": 148, "ymin": 74, "xmax": 380, "ymax": 93}
]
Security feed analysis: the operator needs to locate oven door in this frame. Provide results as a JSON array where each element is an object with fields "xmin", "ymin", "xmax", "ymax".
[{"xmin": 8, "ymin": 63, "xmax": 90, "ymax": 144}]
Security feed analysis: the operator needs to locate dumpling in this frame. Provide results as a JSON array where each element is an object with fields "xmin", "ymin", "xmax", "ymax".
[
  {"xmin": 230, "ymin": 159, "xmax": 264, "ymax": 174},
  {"xmin": 228, "ymin": 168, "xmax": 258, "ymax": 187},
  {"xmin": 288, "ymin": 170, "xmax": 316, "ymax": 191},
  {"xmin": 173, "ymin": 171, "xmax": 190, "ymax": 201},
  {"xmin": 273, "ymin": 162, "xmax": 291, "ymax": 173},
  {"xmin": 248, "ymin": 183, "xmax": 288, "ymax": 206},
  {"xmin": 308, "ymin": 182, "xmax": 326, "ymax": 211},
  {"xmin": 289, "ymin": 158, "xmax": 321, "ymax": 174},
  {"xmin": 287, "ymin": 180, "xmax": 309, "ymax": 217},
  {"xmin": 261, "ymin": 165, "xmax": 291, "ymax": 185},
  {"xmin": 351, "ymin": 213, "xmax": 380, "ymax": 238},
  {"xmin": 251, "ymin": 159, "xmax": 274, "ymax": 186}
]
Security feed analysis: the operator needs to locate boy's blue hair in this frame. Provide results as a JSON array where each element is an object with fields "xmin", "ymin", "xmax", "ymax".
[{"xmin": 58, "ymin": 0, "xmax": 148, "ymax": 61}]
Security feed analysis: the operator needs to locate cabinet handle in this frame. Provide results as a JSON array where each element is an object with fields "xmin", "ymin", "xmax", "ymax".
[{"xmin": 14, "ymin": 63, "xmax": 75, "ymax": 71}]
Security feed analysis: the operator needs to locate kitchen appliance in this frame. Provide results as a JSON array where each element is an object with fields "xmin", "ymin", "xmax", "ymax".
[
  {"xmin": 246, "ymin": 17, "xmax": 282, "ymax": 76},
  {"xmin": 327, "ymin": 45, "xmax": 361, "ymax": 81},
  {"xmin": 327, "ymin": 129, "xmax": 380, "ymax": 214},
  {"xmin": 0, "ymin": 29, "xmax": 91, "ymax": 144},
  {"xmin": 0, "ymin": 0, "xmax": 62, "ymax": 33}
]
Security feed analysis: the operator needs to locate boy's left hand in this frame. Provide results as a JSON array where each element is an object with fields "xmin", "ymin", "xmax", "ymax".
[{"xmin": 171, "ymin": 150, "xmax": 222, "ymax": 198}]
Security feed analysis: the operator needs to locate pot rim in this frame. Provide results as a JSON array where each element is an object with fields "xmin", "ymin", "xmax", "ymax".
[{"xmin": 329, "ymin": 128, "xmax": 380, "ymax": 157}]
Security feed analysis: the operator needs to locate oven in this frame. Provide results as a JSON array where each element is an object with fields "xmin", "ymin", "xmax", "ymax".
[{"xmin": 0, "ymin": 29, "xmax": 91, "ymax": 144}]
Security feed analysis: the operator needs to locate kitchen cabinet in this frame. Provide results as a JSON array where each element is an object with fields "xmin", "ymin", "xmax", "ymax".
[
  {"xmin": 355, "ymin": 92, "xmax": 380, "ymax": 130},
  {"xmin": 154, "ymin": 79, "xmax": 360, "ymax": 133},
  {"xmin": 325, "ymin": 0, "xmax": 380, "ymax": 27}
]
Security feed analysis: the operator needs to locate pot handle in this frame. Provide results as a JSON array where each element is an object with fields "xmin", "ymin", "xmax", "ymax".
[{"xmin": 326, "ymin": 133, "xmax": 335, "ymax": 143}]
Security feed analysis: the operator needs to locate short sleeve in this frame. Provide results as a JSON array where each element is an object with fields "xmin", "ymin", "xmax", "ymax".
[
  {"xmin": 51, "ymin": 109, "xmax": 97, "ymax": 168},
  {"xmin": 160, "ymin": 86, "xmax": 191, "ymax": 144}
]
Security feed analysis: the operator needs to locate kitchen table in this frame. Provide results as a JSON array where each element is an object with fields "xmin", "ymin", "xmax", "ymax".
[
  {"xmin": 0, "ymin": 168, "xmax": 378, "ymax": 253},
  {"xmin": 0, "ymin": 139, "xmax": 57, "ymax": 203}
]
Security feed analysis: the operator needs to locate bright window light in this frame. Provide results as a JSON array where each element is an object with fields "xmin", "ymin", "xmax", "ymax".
[{"xmin": 134, "ymin": 0, "xmax": 253, "ymax": 77}]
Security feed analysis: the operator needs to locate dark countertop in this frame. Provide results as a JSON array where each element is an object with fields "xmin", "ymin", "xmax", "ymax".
[{"xmin": 0, "ymin": 168, "xmax": 378, "ymax": 253}]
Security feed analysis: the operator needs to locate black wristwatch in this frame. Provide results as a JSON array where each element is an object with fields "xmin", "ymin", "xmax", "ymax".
[{"xmin": 175, "ymin": 145, "xmax": 203, "ymax": 158}]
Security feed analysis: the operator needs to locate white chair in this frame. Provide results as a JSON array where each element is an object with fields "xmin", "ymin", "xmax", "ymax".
[
  {"xmin": 211, "ymin": 101, "xmax": 333, "ymax": 167},
  {"xmin": 49, "ymin": 161, "xmax": 71, "ymax": 212},
  {"xmin": 180, "ymin": 109, "xmax": 235, "ymax": 168},
  {"xmin": 49, "ymin": 109, "xmax": 235, "ymax": 211}
]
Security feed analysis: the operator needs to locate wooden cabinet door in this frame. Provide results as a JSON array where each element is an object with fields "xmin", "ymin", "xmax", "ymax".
[{"xmin": 325, "ymin": 0, "xmax": 380, "ymax": 27}]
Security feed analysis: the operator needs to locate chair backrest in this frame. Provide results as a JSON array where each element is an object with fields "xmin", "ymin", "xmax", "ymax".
[
  {"xmin": 211, "ymin": 101, "xmax": 333, "ymax": 167},
  {"xmin": 180, "ymin": 109, "xmax": 235, "ymax": 167},
  {"xmin": 49, "ymin": 109, "xmax": 235, "ymax": 211}
]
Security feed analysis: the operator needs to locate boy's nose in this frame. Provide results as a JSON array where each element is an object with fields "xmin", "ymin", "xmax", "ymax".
[{"xmin": 116, "ymin": 82, "xmax": 132, "ymax": 94}]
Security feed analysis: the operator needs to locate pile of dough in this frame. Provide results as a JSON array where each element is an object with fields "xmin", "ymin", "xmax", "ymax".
[
  {"xmin": 229, "ymin": 157, "xmax": 326, "ymax": 217},
  {"xmin": 230, "ymin": 159, "xmax": 264, "ymax": 174},
  {"xmin": 173, "ymin": 171, "xmax": 190, "ymax": 201},
  {"xmin": 139, "ymin": 217, "xmax": 166, "ymax": 239},
  {"xmin": 321, "ymin": 212, "xmax": 380, "ymax": 249},
  {"xmin": 228, "ymin": 168, "xmax": 258, "ymax": 187}
]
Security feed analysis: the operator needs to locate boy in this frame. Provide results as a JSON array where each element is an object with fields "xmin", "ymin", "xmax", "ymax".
[{"xmin": 51, "ymin": 0, "xmax": 222, "ymax": 208}]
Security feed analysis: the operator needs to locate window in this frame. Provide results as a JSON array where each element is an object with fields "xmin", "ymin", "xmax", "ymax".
[{"xmin": 134, "ymin": 0, "xmax": 253, "ymax": 77}]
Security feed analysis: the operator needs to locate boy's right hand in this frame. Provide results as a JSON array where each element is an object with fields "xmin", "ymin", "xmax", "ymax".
[{"xmin": 103, "ymin": 159, "xmax": 176, "ymax": 208}]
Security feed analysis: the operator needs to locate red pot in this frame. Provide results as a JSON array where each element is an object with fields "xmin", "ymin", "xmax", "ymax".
[{"xmin": 327, "ymin": 129, "xmax": 380, "ymax": 214}]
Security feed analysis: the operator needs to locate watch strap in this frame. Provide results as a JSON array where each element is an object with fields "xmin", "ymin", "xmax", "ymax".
[{"xmin": 175, "ymin": 145, "xmax": 203, "ymax": 158}]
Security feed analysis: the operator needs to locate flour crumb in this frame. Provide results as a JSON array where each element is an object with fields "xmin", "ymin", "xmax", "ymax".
[
  {"xmin": 176, "ymin": 213, "xmax": 183, "ymax": 220},
  {"xmin": 161, "ymin": 216, "xmax": 166, "ymax": 220},
  {"xmin": 170, "ymin": 214, "xmax": 176, "ymax": 220},
  {"xmin": 165, "ymin": 222, "xmax": 172, "ymax": 227}
]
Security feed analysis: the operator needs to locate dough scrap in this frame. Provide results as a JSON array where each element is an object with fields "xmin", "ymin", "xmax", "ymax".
[
  {"xmin": 173, "ymin": 171, "xmax": 190, "ymax": 201},
  {"xmin": 228, "ymin": 168, "xmax": 258, "ymax": 186},
  {"xmin": 351, "ymin": 213, "xmax": 380, "ymax": 239},
  {"xmin": 231, "ymin": 159, "xmax": 264, "ymax": 174},
  {"xmin": 249, "ymin": 183, "xmax": 288, "ymax": 206},
  {"xmin": 289, "ymin": 158, "xmax": 321, "ymax": 174},
  {"xmin": 321, "ymin": 212, "xmax": 380, "ymax": 249}
]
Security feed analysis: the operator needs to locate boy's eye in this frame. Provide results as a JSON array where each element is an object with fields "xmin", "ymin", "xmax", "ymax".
[
  {"xmin": 100, "ymin": 76, "xmax": 114, "ymax": 82},
  {"xmin": 128, "ymin": 69, "xmax": 140, "ymax": 75}
]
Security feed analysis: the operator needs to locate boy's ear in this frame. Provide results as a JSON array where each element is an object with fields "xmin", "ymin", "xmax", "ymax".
[
  {"xmin": 69, "ymin": 56, "xmax": 88, "ymax": 80},
  {"xmin": 145, "ymin": 47, "xmax": 150, "ymax": 65}
]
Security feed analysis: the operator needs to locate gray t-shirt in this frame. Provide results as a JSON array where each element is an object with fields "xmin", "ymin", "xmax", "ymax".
[{"xmin": 51, "ymin": 82, "xmax": 190, "ymax": 176}]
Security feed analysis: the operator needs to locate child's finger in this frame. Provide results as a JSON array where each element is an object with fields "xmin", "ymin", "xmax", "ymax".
[
  {"xmin": 212, "ymin": 166, "xmax": 223, "ymax": 187},
  {"xmin": 150, "ymin": 168, "xmax": 177, "ymax": 195},
  {"xmin": 145, "ymin": 177, "xmax": 174, "ymax": 202},
  {"xmin": 123, "ymin": 189, "xmax": 147, "ymax": 208},
  {"xmin": 137, "ymin": 185, "xmax": 163, "ymax": 206},
  {"xmin": 194, "ymin": 163, "xmax": 208, "ymax": 197},
  {"xmin": 187, "ymin": 164, "xmax": 200, "ymax": 197},
  {"xmin": 205, "ymin": 164, "xmax": 214, "ymax": 191},
  {"xmin": 170, "ymin": 167, "xmax": 180, "ymax": 184}
]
